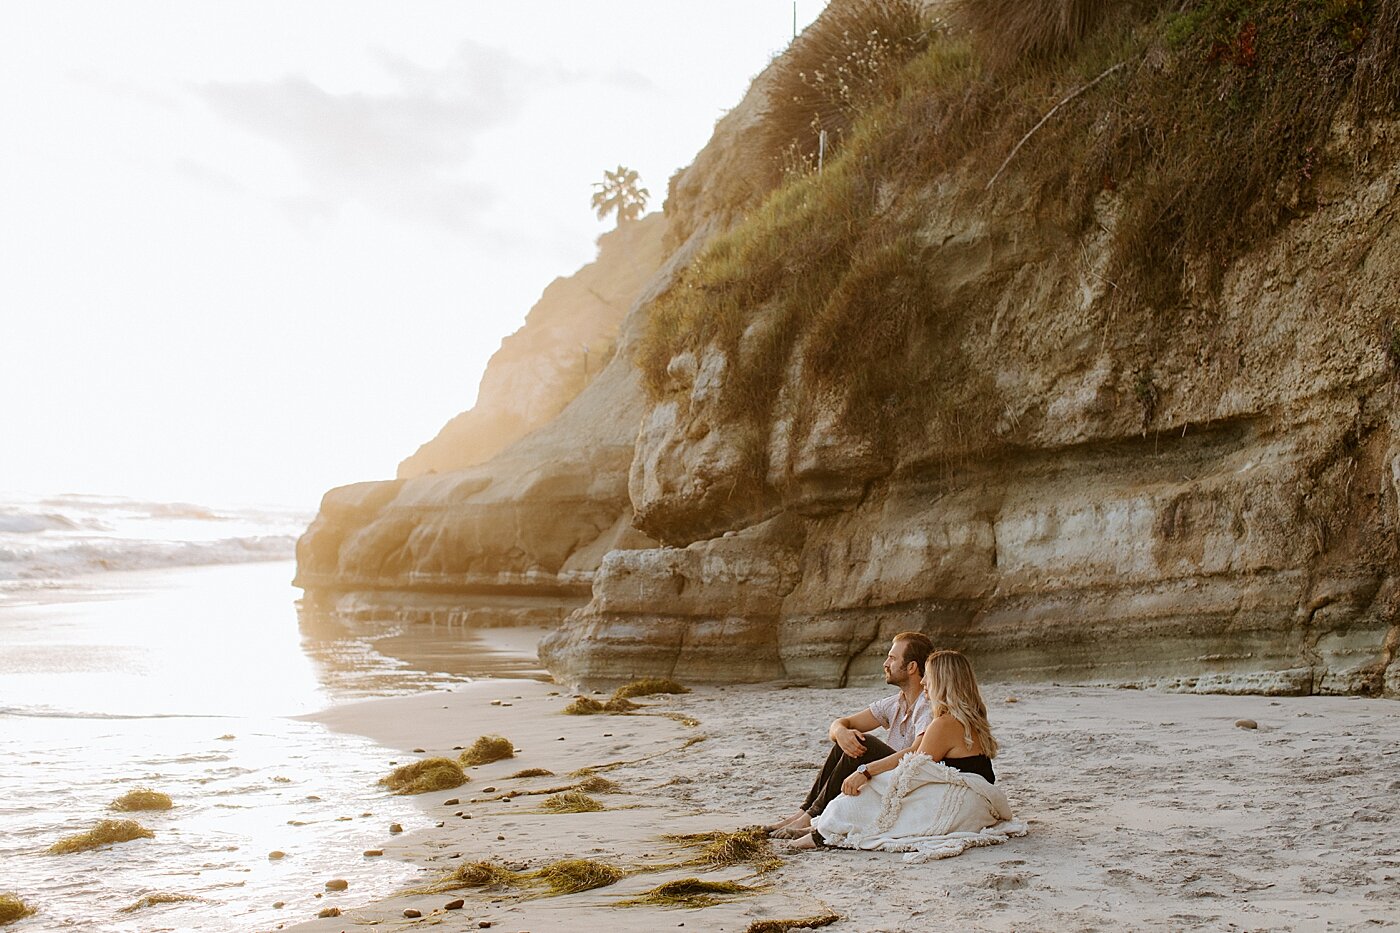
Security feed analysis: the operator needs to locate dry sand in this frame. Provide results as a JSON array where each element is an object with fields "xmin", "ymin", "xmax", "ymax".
[{"xmin": 283, "ymin": 680, "xmax": 1400, "ymax": 933}]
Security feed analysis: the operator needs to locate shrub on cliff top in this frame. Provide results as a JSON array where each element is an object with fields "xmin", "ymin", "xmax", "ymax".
[
  {"xmin": 952, "ymin": 0, "xmax": 1116, "ymax": 73},
  {"xmin": 459, "ymin": 735, "xmax": 515, "ymax": 766},
  {"xmin": 760, "ymin": 0, "xmax": 936, "ymax": 178},
  {"xmin": 110, "ymin": 788, "xmax": 173, "ymax": 812},
  {"xmin": 379, "ymin": 757, "xmax": 467, "ymax": 795},
  {"xmin": 48, "ymin": 819, "xmax": 153, "ymax": 854},
  {"xmin": 0, "ymin": 894, "xmax": 35, "ymax": 926}
]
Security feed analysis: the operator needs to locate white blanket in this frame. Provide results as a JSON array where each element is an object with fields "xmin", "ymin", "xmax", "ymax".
[{"xmin": 810, "ymin": 752, "xmax": 1028, "ymax": 863}]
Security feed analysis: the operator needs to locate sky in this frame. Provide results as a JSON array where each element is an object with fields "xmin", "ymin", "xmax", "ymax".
[{"xmin": 0, "ymin": 1, "xmax": 823, "ymax": 509}]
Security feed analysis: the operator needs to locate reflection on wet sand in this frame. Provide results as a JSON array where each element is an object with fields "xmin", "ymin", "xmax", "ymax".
[{"xmin": 295, "ymin": 599, "xmax": 549, "ymax": 698}]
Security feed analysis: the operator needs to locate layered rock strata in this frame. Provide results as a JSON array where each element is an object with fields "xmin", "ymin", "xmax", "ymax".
[{"xmin": 540, "ymin": 118, "xmax": 1400, "ymax": 695}]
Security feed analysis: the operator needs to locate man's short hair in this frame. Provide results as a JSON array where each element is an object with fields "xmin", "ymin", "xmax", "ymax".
[{"xmin": 892, "ymin": 631, "xmax": 934, "ymax": 672}]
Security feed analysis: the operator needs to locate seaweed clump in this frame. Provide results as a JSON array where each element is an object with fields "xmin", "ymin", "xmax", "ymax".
[
  {"xmin": 613, "ymin": 678, "xmax": 690, "ymax": 699},
  {"xmin": 562, "ymin": 695, "xmax": 639, "ymax": 715},
  {"xmin": 119, "ymin": 893, "xmax": 200, "ymax": 912},
  {"xmin": 539, "ymin": 791, "xmax": 605, "ymax": 813},
  {"xmin": 0, "ymin": 894, "xmax": 35, "ymax": 925},
  {"xmin": 417, "ymin": 860, "xmax": 518, "ymax": 894},
  {"xmin": 526, "ymin": 858, "xmax": 625, "ymax": 895},
  {"xmin": 746, "ymin": 916, "xmax": 841, "ymax": 933},
  {"xmin": 459, "ymin": 735, "xmax": 515, "ymax": 766},
  {"xmin": 417, "ymin": 857, "xmax": 625, "ymax": 898},
  {"xmin": 616, "ymin": 878, "xmax": 755, "ymax": 908},
  {"xmin": 508, "ymin": 767, "xmax": 555, "ymax": 779},
  {"xmin": 110, "ymin": 788, "xmax": 173, "ymax": 812},
  {"xmin": 665, "ymin": 827, "xmax": 782, "ymax": 873},
  {"xmin": 379, "ymin": 757, "xmax": 467, "ymax": 795},
  {"xmin": 48, "ymin": 819, "xmax": 154, "ymax": 854}
]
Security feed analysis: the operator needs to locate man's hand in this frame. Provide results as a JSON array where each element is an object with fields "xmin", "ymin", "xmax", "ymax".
[
  {"xmin": 840, "ymin": 771, "xmax": 870, "ymax": 796},
  {"xmin": 834, "ymin": 726, "xmax": 867, "ymax": 758}
]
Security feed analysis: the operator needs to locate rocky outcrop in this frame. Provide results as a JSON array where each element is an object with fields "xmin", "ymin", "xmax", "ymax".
[
  {"xmin": 540, "ymin": 6, "xmax": 1400, "ymax": 694},
  {"xmin": 399, "ymin": 214, "xmax": 666, "ymax": 477},
  {"xmin": 294, "ymin": 217, "xmax": 669, "ymax": 625}
]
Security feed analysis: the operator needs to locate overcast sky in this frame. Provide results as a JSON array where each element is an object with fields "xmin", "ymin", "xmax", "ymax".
[{"xmin": 0, "ymin": 1, "xmax": 822, "ymax": 508}]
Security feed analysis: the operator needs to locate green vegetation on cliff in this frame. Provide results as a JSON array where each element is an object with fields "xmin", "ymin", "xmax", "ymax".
[{"xmin": 640, "ymin": 0, "xmax": 1399, "ymax": 456}]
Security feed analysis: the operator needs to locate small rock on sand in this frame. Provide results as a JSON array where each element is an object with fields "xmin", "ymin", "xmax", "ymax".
[
  {"xmin": 268, "ymin": 850, "xmax": 286, "ymax": 860},
  {"xmin": 1236, "ymin": 719, "xmax": 1259, "ymax": 729},
  {"xmin": 444, "ymin": 798, "xmax": 460, "ymax": 806},
  {"xmin": 413, "ymin": 748, "xmax": 426, "ymax": 753},
  {"xmin": 389, "ymin": 823, "xmax": 404, "ymax": 834},
  {"xmin": 326, "ymin": 879, "xmax": 349, "ymax": 891},
  {"xmin": 363, "ymin": 849, "xmax": 383, "ymax": 857},
  {"xmin": 272, "ymin": 901, "xmax": 284, "ymax": 909},
  {"xmin": 317, "ymin": 907, "xmax": 340, "ymax": 918},
  {"xmin": 403, "ymin": 907, "xmax": 422, "ymax": 918},
  {"xmin": 445, "ymin": 898, "xmax": 465, "ymax": 910}
]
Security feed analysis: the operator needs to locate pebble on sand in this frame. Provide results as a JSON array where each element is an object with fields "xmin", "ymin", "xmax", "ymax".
[
  {"xmin": 1236, "ymin": 719, "xmax": 1259, "ymax": 729},
  {"xmin": 268, "ymin": 851, "xmax": 286, "ymax": 860},
  {"xmin": 445, "ymin": 898, "xmax": 465, "ymax": 910},
  {"xmin": 389, "ymin": 823, "xmax": 404, "ymax": 834},
  {"xmin": 317, "ymin": 907, "xmax": 340, "ymax": 918},
  {"xmin": 364, "ymin": 849, "xmax": 384, "ymax": 857},
  {"xmin": 326, "ymin": 879, "xmax": 349, "ymax": 891},
  {"xmin": 444, "ymin": 798, "xmax": 460, "ymax": 805},
  {"xmin": 272, "ymin": 901, "xmax": 284, "ymax": 909},
  {"xmin": 403, "ymin": 908, "xmax": 422, "ymax": 918}
]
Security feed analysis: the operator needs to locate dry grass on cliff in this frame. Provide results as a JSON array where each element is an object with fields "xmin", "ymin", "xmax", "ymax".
[
  {"xmin": 759, "ymin": 0, "xmax": 936, "ymax": 179},
  {"xmin": 638, "ymin": 0, "xmax": 1399, "ymax": 450}
]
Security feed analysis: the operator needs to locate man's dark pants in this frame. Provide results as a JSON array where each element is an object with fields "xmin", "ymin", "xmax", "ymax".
[{"xmin": 800, "ymin": 733, "xmax": 896, "ymax": 817}]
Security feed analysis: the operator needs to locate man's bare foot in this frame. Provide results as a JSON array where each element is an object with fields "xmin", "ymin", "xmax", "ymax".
[
  {"xmin": 769, "ymin": 826, "xmax": 813, "ymax": 839},
  {"xmin": 764, "ymin": 811, "xmax": 811, "ymax": 835}
]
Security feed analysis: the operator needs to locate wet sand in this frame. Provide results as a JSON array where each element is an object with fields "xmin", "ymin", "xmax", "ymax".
[{"xmin": 285, "ymin": 678, "xmax": 1400, "ymax": 932}]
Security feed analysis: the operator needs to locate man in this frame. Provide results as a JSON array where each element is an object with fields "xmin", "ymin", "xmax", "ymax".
[{"xmin": 765, "ymin": 631, "xmax": 935, "ymax": 838}]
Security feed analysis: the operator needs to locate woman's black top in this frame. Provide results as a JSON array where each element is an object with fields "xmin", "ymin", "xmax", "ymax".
[{"xmin": 940, "ymin": 754, "xmax": 995, "ymax": 784}]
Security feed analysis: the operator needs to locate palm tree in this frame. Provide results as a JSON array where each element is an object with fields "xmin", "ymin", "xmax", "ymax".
[{"xmin": 590, "ymin": 165, "xmax": 649, "ymax": 227}]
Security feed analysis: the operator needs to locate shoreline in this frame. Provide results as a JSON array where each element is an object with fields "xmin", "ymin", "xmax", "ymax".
[{"xmin": 285, "ymin": 679, "xmax": 1400, "ymax": 932}]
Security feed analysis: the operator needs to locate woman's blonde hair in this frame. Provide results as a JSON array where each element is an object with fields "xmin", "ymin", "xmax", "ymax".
[{"xmin": 924, "ymin": 650, "xmax": 998, "ymax": 758}]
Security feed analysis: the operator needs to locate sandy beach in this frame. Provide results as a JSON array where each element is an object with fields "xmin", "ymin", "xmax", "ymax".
[{"xmin": 282, "ymin": 678, "xmax": 1400, "ymax": 933}]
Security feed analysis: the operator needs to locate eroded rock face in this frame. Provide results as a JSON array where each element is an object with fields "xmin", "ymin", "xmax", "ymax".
[
  {"xmin": 542, "ymin": 113, "xmax": 1400, "ymax": 694},
  {"xmin": 398, "ymin": 214, "xmax": 666, "ymax": 478}
]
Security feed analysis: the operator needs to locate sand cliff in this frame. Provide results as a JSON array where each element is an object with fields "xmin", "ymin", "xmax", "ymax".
[{"xmin": 299, "ymin": 0, "xmax": 1400, "ymax": 697}]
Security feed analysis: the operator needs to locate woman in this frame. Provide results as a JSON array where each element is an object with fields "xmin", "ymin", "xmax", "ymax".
[{"xmin": 780, "ymin": 650, "xmax": 1023, "ymax": 860}]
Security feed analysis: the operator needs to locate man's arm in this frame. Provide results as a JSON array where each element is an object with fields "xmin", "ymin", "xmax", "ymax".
[{"xmin": 829, "ymin": 708, "xmax": 881, "ymax": 757}]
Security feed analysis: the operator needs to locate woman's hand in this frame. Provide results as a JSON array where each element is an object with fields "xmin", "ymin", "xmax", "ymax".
[{"xmin": 840, "ymin": 771, "xmax": 871, "ymax": 796}]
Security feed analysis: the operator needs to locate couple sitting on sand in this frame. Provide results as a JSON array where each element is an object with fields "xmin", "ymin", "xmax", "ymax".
[{"xmin": 766, "ymin": 634, "xmax": 1021, "ymax": 860}]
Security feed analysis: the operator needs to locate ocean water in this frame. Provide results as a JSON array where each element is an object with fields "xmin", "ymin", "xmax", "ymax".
[{"xmin": 0, "ymin": 494, "xmax": 540, "ymax": 932}]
